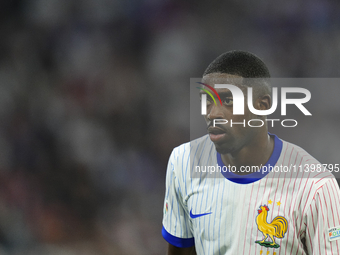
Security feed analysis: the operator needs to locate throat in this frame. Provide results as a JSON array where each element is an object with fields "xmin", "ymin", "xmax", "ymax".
[{"xmin": 220, "ymin": 134, "xmax": 274, "ymax": 175}]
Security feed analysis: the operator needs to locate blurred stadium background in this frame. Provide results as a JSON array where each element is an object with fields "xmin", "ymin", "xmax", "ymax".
[{"xmin": 0, "ymin": 0, "xmax": 340, "ymax": 254}]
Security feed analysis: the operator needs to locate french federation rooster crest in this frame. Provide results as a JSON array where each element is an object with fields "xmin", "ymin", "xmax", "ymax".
[{"xmin": 255, "ymin": 205, "xmax": 288, "ymax": 248}]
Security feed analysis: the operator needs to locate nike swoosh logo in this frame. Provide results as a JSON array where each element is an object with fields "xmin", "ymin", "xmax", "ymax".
[{"xmin": 190, "ymin": 209, "xmax": 212, "ymax": 219}]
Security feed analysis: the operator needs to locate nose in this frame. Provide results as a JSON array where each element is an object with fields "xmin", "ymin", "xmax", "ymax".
[{"xmin": 208, "ymin": 103, "xmax": 224, "ymax": 120}]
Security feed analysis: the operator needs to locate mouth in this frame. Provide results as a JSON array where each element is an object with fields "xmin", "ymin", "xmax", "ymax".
[{"xmin": 208, "ymin": 127, "xmax": 227, "ymax": 143}]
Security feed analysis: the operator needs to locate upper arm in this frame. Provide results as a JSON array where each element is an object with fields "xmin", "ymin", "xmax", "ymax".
[
  {"xmin": 162, "ymin": 148, "xmax": 195, "ymax": 249},
  {"xmin": 167, "ymin": 243, "xmax": 196, "ymax": 255}
]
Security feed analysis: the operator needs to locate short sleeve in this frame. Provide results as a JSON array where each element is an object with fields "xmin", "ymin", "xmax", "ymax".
[
  {"xmin": 305, "ymin": 178, "xmax": 340, "ymax": 254},
  {"xmin": 162, "ymin": 149, "xmax": 194, "ymax": 248}
]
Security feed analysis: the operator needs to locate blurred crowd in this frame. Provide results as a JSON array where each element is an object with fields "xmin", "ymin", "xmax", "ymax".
[{"xmin": 0, "ymin": 0, "xmax": 340, "ymax": 254}]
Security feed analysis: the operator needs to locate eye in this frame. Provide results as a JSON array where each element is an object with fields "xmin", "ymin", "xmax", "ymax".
[
  {"xmin": 201, "ymin": 95, "xmax": 213, "ymax": 106},
  {"xmin": 222, "ymin": 97, "xmax": 233, "ymax": 106}
]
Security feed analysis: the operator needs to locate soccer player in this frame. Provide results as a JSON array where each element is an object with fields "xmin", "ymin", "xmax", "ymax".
[{"xmin": 162, "ymin": 51, "xmax": 340, "ymax": 255}]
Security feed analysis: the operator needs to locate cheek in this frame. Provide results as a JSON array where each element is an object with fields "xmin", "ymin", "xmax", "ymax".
[
  {"xmin": 203, "ymin": 116, "xmax": 211, "ymax": 126},
  {"xmin": 243, "ymin": 108, "xmax": 257, "ymax": 120}
]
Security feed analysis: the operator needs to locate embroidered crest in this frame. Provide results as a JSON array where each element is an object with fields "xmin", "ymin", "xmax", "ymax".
[
  {"xmin": 329, "ymin": 226, "xmax": 340, "ymax": 241},
  {"xmin": 255, "ymin": 205, "xmax": 288, "ymax": 249}
]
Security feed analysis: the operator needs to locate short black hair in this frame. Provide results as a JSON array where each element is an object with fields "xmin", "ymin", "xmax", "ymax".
[
  {"xmin": 203, "ymin": 50, "xmax": 270, "ymax": 78},
  {"xmin": 203, "ymin": 50, "xmax": 271, "ymax": 98}
]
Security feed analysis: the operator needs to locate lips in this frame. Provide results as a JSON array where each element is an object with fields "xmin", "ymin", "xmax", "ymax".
[{"xmin": 208, "ymin": 127, "xmax": 227, "ymax": 143}]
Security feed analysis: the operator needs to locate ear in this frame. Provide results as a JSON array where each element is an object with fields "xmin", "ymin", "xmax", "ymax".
[{"xmin": 258, "ymin": 94, "xmax": 272, "ymax": 111}]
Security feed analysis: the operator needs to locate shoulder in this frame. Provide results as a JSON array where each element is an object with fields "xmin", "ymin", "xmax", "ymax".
[
  {"xmin": 278, "ymin": 138, "xmax": 337, "ymax": 198},
  {"xmin": 280, "ymin": 139, "xmax": 332, "ymax": 176},
  {"xmin": 168, "ymin": 134, "xmax": 214, "ymax": 178},
  {"xmin": 279, "ymin": 139, "xmax": 320, "ymax": 166},
  {"xmin": 171, "ymin": 134, "xmax": 212, "ymax": 161}
]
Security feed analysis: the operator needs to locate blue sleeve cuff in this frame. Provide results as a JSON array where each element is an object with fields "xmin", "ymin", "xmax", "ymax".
[{"xmin": 162, "ymin": 226, "xmax": 195, "ymax": 248}]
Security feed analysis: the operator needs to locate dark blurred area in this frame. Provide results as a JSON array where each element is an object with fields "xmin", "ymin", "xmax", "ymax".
[{"xmin": 0, "ymin": 0, "xmax": 340, "ymax": 254}]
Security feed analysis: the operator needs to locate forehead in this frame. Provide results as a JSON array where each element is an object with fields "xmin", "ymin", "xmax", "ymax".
[{"xmin": 201, "ymin": 73, "xmax": 246, "ymax": 92}]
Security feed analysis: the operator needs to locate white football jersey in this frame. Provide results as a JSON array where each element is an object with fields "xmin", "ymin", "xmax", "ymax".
[{"xmin": 162, "ymin": 133, "xmax": 340, "ymax": 255}]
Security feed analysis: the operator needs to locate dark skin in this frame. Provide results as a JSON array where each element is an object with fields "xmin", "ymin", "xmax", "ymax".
[
  {"xmin": 202, "ymin": 73, "xmax": 274, "ymax": 174},
  {"xmin": 166, "ymin": 73, "xmax": 274, "ymax": 254}
]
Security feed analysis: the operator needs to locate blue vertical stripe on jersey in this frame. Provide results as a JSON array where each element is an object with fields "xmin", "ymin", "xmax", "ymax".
[
  {"xmin": 198, "ymin": 148, "xmax": 214, "ymax": 254},
  {"xmin": 196, "ymin": 146, "xmax": 211, "ymax": 254},
  {"xmin": 194, "ymin": 136, "xmax": 209, "ymax": 213},
  {"xmin": 218, "ymin": 179, "xmax": 226, "ymax": 255},
  {"xmin": 212, "ymin": 178, "xmax": 222, "ymax": 255},
  {"xmin": 171, "ymin": 176, "xmax": 176, "ymax": 235},
  {"xmin": 182, "ymin": 145, "xmax": 188, "ymax": 197},
  {"xmin": 176, "ymin": 177, "xmax": 189, "ymax": 238},
  {"xmin": 167, "ymin": 161, "xmax": 174, "ymax": 233},
  {"xmin": 184, "ymin": 149, "xmax": 190, "ymax": 197},
  {"xmin": 228, "ymin": 181, "xmax": 235, "ymax": 250},
  {"xmin": 175, "ymin": 179, "xmax": 182, "ymax": 237},
  {"xmin": 190, "ymin": 140, "xmax": 200, "ymax": 207},
  {"xmin": 166, "ymin": 161, "xmax": 174, "ymax": 198},
  {"xmin": 195, "ymin": 137, "xmax": 209, "ymax": 254},
  {"xmin": 207, "ymin": 172, "xmax": 217, "ymax": 253}
]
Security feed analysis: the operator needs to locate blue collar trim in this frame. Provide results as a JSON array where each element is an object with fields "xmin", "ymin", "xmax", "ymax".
[{"xmin": 217, "ymin": 133, "xmax": 283, "ymax": 184}]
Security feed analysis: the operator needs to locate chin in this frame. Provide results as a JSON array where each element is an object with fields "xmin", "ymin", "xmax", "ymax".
[{"xmin": 214, "ymin": 144, "xmax": 233, "ymax": 155}]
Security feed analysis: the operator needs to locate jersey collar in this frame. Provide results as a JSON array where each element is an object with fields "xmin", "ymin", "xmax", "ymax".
[{"xmin": 216, "ymin": 133, "xmax": 283, "ymax": 184}]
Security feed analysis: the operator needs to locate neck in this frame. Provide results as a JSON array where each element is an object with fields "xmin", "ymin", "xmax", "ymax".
[{"xmin": 220, "ymin": 130, "xmax": 274, "ymax": 175}]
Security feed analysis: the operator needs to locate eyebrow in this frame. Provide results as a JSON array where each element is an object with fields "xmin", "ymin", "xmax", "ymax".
[
  {"xmin": 199, "ymin": 91, "xmax": 233, "ymax": 97},
  {"xmin": 217, "ymin": 91, "xmax": 233, "ymax": 97}
]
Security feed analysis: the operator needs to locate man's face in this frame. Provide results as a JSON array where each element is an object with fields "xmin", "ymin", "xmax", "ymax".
[{"xmin": 201, "ymin": 73, "xmax": 261, "ymax": 154}]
